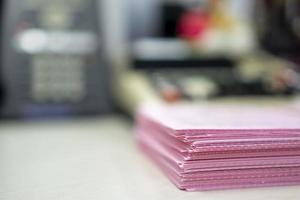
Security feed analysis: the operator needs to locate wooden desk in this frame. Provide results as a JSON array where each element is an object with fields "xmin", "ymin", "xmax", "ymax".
[{"xmin": 0, "ymin": 116, "xmax": 299, "ymax": 200}]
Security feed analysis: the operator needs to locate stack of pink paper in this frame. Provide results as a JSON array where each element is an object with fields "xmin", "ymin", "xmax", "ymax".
[{"xmin": 136, "ymin": 103, "xmax": 300, "ymax": 191}]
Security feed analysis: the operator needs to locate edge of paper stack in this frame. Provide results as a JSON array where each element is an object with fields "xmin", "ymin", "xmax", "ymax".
[{"xmin": 136, "ymin": 103, "xmax": 300, "ymax": 191}]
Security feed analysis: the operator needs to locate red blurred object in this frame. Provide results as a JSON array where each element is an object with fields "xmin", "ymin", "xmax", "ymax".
[
  {"xmin": 177, "ymin": 10, "xmax": 210, "ymax": 40},
  {"xmin": 160, "ymin": 88, "xmax": 182, "ymax": 103}
]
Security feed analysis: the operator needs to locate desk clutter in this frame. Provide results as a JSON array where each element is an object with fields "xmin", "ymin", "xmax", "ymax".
[{"xmin": 136, "ymin": 103, "xmax": 300, "ymax": 191}]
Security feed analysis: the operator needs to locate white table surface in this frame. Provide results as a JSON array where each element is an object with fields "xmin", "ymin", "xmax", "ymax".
[{"xmin": 0, "ymin": 116, "xmax": 299, "ymax": 200}]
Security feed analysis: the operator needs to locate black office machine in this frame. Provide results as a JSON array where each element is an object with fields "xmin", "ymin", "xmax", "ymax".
[{"xmin": 1, "ymin": 0, "xmax": 111, "ymax": 117}]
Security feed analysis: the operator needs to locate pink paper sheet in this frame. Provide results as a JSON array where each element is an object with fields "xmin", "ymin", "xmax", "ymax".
[{"xmin": 136, "ymin": 103, "xmax": 300, "ymax": 191}]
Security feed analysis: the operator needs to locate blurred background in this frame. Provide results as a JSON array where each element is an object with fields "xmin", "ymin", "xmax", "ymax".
[
  {"xmin": 2, "ymin": 2, "xmax": 300, "ymax": 198},
  {"xmin": 1, "ymin": 0, "xmax": 300, "ymax": 118}
]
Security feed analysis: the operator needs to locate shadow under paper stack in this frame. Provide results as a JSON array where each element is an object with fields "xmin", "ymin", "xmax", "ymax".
[{"xmin": 136, "ymin": 103, "xmax": 300, "ymax": 191}]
